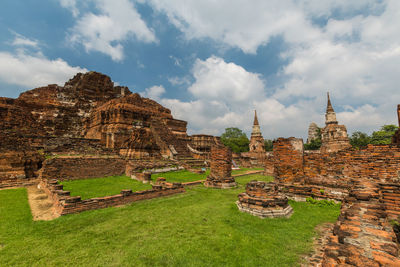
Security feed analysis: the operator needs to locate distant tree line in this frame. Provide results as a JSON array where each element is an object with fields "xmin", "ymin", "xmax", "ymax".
[
  {"xmin": 350, "ymin": 124, "xmax": 398, "ymax": 149},
  {"xmin": 220, "ymin": 125, "xmax": 399, "ymax": 153}
]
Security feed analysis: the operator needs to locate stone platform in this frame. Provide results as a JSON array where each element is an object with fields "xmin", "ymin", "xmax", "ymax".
[{"xmin": 237, "ymin": 181, "xmax": 293, "ymax": 218}]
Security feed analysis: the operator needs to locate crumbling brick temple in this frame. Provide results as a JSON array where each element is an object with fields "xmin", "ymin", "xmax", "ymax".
[
  {"xmin": 0, "ymin": 71, "xmax": 215, "ymax": 188},
  {"xmin": 204, "ymin": 144, "xmax": 237, "ymax": 188},
  {"xmin": 237, "ymin": 181, "xmax": 293, "ymax": 218}
]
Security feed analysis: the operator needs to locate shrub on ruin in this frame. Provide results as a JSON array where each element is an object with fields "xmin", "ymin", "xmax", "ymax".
[{"xmin": 306, "ymin": 197, "xmax": 340, "ymax": 207}]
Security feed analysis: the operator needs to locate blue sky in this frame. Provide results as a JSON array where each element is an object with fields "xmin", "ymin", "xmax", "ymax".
[{"xmin": 0, "ymin": 0, "xmax": 399, "ymax": 139}]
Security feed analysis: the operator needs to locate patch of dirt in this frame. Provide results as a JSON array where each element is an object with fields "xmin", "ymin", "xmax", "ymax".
[
  {"xmin": 27, "ymin": 186, "xmax": 59, "ymax": 221},
  {"xmin": 301, "ymin": 222, "xmax": 334, "ymax": 267}
]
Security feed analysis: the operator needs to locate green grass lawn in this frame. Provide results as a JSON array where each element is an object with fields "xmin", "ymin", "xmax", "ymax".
[
  {"xmin": 61, "ymin": 176, "xmax": 153, "ymax": 200},
  {"xmin": 151, "ymin": 169, "xmax": 210, "ymax": 183},
  {"xmin": 0, "ymin": 174, "xmax": 340, "ymax": 266},
  {"xmin": 151, "ymin": 167, "xmax": 263, "ymax": 183}
]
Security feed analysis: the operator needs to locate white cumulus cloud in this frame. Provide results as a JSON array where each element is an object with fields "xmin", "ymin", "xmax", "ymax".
[
  {"xmin": 66, "ymin": 0, "xmax": 157, "ymax": 61},
  {"xmin": 140, "ymin": 85, "xmax": 165, "ymax": 101},
  {"xmin": 148, "ymin": 0, "xmax": 400, "ymax": 138},
  {"xmin": 0, "ymin": 49, "xmax": 87, "ymax": 88}
]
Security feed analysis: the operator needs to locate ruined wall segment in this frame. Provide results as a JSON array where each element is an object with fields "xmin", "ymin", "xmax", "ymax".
[
  {"xmin": 204, "ymin": 145, "xmax": 236, "ymax": 188},
  {"xmin": 273, "ymin": 137, "xmax": 304, "ymax": 183}
]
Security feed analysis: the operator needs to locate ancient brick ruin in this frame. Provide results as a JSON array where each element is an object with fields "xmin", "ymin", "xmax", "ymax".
[
  {"xmin": 204, "ymin": 145, "xmax": 236, "ymax": 188},
  {"xmin": 263, "ymin": 104, "xmax": 400, "ymax": 266},
  {"xmin": 237, "ymin": 181, "xmax": 293, "ymax": 218},
  {"xmin": 0, "ymin": 71, "xmax": 213, "ymax": 188},
  {"xmin": 320, "ymin": 92, "xmax": 351, "ymax": 153},
  {"xmin": 2, "ymin": 70, "xmax": 400, "ymax": 265}
]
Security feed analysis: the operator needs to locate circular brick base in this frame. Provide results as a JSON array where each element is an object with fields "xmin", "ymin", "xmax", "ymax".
[{"xmin": 236, "ymin": 201, "xmax": 293, "ymax": 218}]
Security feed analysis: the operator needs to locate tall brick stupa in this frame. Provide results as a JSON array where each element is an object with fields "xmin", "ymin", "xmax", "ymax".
[
  {"xmin": 249, "ymin": 110, "xmax": 265, "ymax": 154},
  {"xmin": 320, "ymin": 92, "xmax": 351, "ymax": 153}
]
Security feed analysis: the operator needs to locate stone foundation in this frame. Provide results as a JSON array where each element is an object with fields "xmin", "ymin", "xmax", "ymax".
[
  {"xmin": 204, "ymin": 145, "xmax": 236, "ymax": 188},
  {"xmin": 237, "ymin": 181, "xmax": 293, "ymax": 218}
]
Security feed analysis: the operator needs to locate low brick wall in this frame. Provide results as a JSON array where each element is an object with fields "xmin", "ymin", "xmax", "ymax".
[
  {"xmin": 40, "ymin": 179, "xmax": 185, "ymax": 215},
  {"xmin": 39, "ymin": 157, "xmax": 126, "ymax": 180}
]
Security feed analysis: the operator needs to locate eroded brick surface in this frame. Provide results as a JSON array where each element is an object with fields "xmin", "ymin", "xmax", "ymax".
[
  {"xmin": 204, "ymin": 145, "xmax": 236, "ymax": 188},
  {"xmin": 237, "ymin": 181, "xmax": 293, "ymax": 218},
  {"xmin": 321, "ymin": 179, "xmax": 400, "ymax": 266}
]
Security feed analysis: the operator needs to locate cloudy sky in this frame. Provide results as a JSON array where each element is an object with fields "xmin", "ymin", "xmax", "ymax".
[{"xmin": 0, "ymin": 0, "xmax": 399, "ymax": 139}]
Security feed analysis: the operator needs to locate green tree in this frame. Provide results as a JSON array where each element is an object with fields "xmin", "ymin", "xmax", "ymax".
[
  {"xmin": 304, "ymin": 127, "xmax": 322, "ymax": 150},
  {"xmin": 349, "ymin": 131, "xmax": 371, "ymax": 149},
  {"xmin": 370, "ymin": 124, "xmax": 399, "ymax": 145},
  {"xmin": 220, "ymin": 128, "xmax": 250, "ymax": 153},
  {"xmin": 264, "ymin": 139, "xmax": 273, "ymax": 151}
]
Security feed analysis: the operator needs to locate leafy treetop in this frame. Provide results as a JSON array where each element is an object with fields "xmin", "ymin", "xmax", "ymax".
[{"xmin": 220, "ymin": 127, "xmax": 250, "ymax": 153}]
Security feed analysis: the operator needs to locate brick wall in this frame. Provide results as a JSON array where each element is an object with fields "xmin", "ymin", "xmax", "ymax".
[
  {"xmin": 40, "ymin": 178, "xmax": 185, "ymax": 215},
  {"xmin": 274, "ymin": 140, "xmax": 400, "ymax": 185},
  {"xmin": 273, "ymin": 137, "xmax": 304, "ymax": 183},
  {"xmin": 39, "ymin": 156, "xmax": 126, "ymax": 180}
]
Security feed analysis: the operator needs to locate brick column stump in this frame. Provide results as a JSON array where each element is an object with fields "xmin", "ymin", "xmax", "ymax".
[{"xmin": 204, "ymin": 145, "xmax": 236, "ymax": 189}]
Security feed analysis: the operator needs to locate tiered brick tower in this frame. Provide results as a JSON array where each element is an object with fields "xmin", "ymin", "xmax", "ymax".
[
  {"xmin": 320, "ymin": 92, "xmax": 351, "ymax": 153},
  {"xmin": 249, "ymin": 110, "xmax": 265, "ymax": 154}
]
